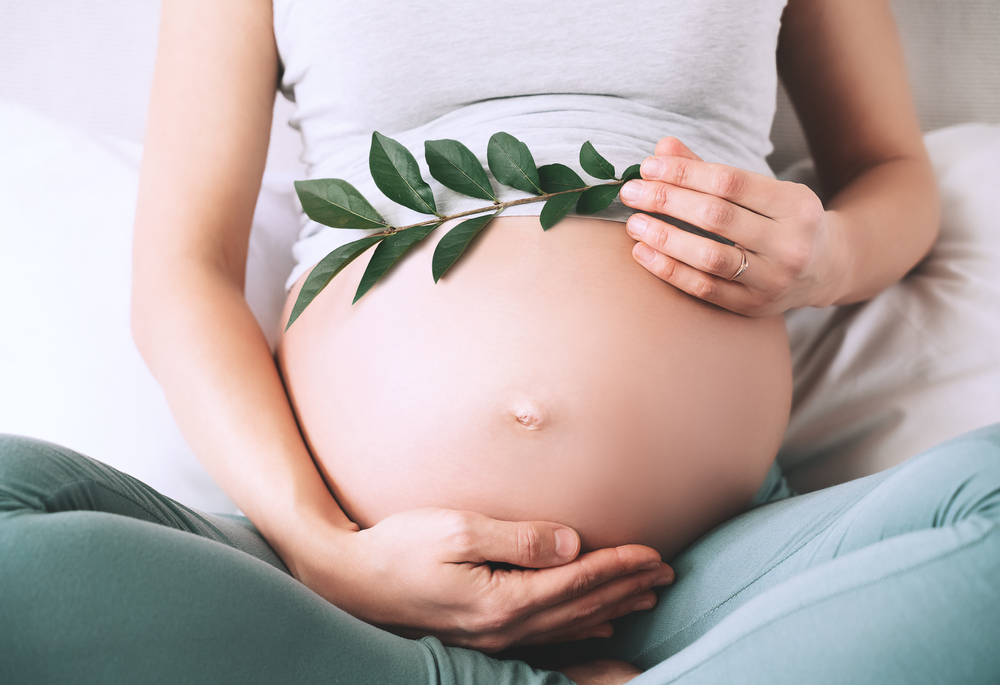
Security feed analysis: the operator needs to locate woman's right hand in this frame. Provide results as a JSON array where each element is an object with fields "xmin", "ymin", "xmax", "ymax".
[{"xmin": 293, "ymin": 508, "xmax": 674, "ymax": 652}]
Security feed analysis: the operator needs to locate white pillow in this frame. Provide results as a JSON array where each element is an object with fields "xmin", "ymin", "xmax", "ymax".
[
  {"xmin": 779, "ymin": 123, "xmax": 1000, "ymax": 491},
  {"xmin": 0, "ymin": 100, "xmax": 299, "ymax": 512}
]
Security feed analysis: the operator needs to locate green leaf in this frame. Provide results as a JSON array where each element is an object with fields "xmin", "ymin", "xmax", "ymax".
[
  {"xmin": 576, "ymin": 184, "xmax": 621, "ymax": 215},
  {"xmin": 487, "ymin": 132, "xmax": 543, "ymax": 195},
  {"xmin": 537, "ymin": 163, "xmax": 585, "ymax": 193},
  {"xmin": 370, "ymin": 132, "xmax": 438, "ymax": 215},
  {"xmin": 425, "ymin": 139, "xmax": 496, "ymax": 201},
  {"xmin": 432, "ymin": 211, "xmax": 500, "ymax": 282},
  {"xmin": 294, "ymin": 179, "xmax": 386, "ymax": 229},
  {"xmin": 621, "ymin": 163, "xmax": 642, "ymax": 182},
  {"xmin": 285, "ymin": 235, "xmax": 386, "ymax": 330},
  {"xmin": 353, "ymin": 224, "xmax": 439, "ymax": 303},
  {"xmin": 539, "ymin": 192, "xmax": 582, "ymax": 230},
  {"xmin": 580, "ymin": 141, "xmax": 616, "ymax": 180}
]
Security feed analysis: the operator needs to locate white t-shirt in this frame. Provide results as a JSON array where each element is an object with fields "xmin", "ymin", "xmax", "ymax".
[{"xmin": 273, "ymin": 0, "xmax": 789, "ymax": 287}]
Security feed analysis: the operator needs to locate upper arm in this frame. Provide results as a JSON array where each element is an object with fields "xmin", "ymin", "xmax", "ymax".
[
  {"xmin": 134, "ymin": 0, "xmax": 279, "ymax": 290},
  {"xmin": 776, "ymin": 0, "xmax": 927, "ymax": 195}
]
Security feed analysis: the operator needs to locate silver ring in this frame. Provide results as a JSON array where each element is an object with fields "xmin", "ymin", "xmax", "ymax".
[{"xmin": 729, "ymin": 247, "xmax": 749, "ymax": 281}]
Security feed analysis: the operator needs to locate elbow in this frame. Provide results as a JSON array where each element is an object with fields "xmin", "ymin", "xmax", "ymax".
[
  {"xmin": 129, "ymin": 244, "xmax": 251, "ymax": 374},
  {"xmin": 129, "ymin": 236, "xmax": 182, "ymax": 369},
  {"xmin": 130, "ymin": 262, "xmax": 160, "ymax": 367},
  {"xmin": 914, "ymin": 155, "xmax": 942, "ymax": 265}
]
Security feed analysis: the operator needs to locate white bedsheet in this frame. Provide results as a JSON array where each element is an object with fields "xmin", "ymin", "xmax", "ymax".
[
  {"xmin": 0, "ymin": 100, "xmax": 297, "ymax": 512},
  {"xmin": 1, "ymin": 99, "xmax": 998, "ymax": 508}
]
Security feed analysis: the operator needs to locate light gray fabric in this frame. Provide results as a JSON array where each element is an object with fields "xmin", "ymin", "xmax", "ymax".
[{"xmin": 274, "ymin": 0, "xmax": 789, "ymax": 286}]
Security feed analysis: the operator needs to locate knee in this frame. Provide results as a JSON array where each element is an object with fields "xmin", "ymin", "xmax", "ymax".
[
  {"xmin": 906, "ymin": 422, "xmax": 1000, "ymax": 520},
  {"xmin": 919, "ymin": 422, "xmax": 1000, "ymax": 471},
  {"xmin": 0, "ymin": 434, "xmax": 56, "ymax": 477},
  {"xmin": 0, "ymin": 435, "xmax": 89, "ymax": 512},
  {"xmin": 952, "ymin": 422, "xmax": 1000, "ymax": 453}
]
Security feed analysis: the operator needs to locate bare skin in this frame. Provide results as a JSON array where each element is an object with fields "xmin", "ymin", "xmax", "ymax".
[
  {"xmin": 561, "ymin": 660, "xmax": 643, "ymax": 685},
  {"xmin": 132, "ymin": 0, "xmax": 937, "ymax": 674},
  {"xmin": 279, "ymin": 215, "xmax": 791, "ymax": 561},
  {"xmin": 622, "ymin": 0, "xmax": 938, "ymax": 314}
]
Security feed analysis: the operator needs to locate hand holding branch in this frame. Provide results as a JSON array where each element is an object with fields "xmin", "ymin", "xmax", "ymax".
[{"xmin": 621, "ymin": 137, "xmax": 846, "ymax": 316}]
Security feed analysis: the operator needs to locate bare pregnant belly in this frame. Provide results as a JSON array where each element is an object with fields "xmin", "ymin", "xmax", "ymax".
[{"xmin": 278, "ymin": 216, "xmax": 791, "ymax": 559}]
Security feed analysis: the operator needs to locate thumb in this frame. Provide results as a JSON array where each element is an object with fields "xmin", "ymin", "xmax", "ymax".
[
  {"xmin": 655, "ymin": 136, "xmax": 703, "ymax": 161},
  {"xmin": 457, "ymin": 514, "xmax": 581, "ymax": 568}
]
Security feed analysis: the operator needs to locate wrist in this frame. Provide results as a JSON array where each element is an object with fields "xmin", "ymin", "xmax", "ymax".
[
  {"xmin": 250, "ymin": 492, "xmax": 360, "ymax": 582},
  {"xmin": 816, "ymin": 208, "xmax": 855, "ymax": 308},
  {"xmin": 278, "ymin": 515, "xmax": 362, "ymax": 600}
]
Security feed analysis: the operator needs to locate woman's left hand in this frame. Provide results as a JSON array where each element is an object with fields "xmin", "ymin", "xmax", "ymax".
[{"xmin": 619, "ymin": 137, "xmax": 847, "ymax": 317}]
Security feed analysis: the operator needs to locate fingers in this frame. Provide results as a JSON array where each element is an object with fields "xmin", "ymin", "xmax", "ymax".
[
  {"xmin": 629, "ymin": 154, "xmax": 793, "ymax": 220},
  {"xmin": 443, "ymin": 511, "xmax": 581, "ymax": 568},
  {"xmin": 654, "ymin": 136, "xmax": 703, "ymax": 161},
  {"xmin": 626, "ymin": 214, "xmax": 751, "ymax": 282},
  {"xmin": 504, "ymin": 545, "xmax": 668, "ymax": 613},
  {"xmin": 629, "ymin": 240, "xmax": 765, "ymax": 315},
  {"xmin": 468, "ymin": 546, "xmax": 671, "ymax": 651},
  {"xmin": 559, "ymin": 621, "xmax": 616, "ymax": 642},
  {"xmin": 516, "ymin": 597, "xmax": 628, "ymax": 646},
  {"xmin": 514, "ymin": 561, "xmax": 673, "ymax": 642},
  {"xmin": 620, "ymin": 177, "xmax": 768, "ymax": 248}
]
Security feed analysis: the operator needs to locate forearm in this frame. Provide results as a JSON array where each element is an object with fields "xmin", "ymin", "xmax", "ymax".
[
  {"xmin": 131, "ymin": 263, "xmax": 358, "ymax": 576},
  {"xmin": 130, "ymin": 0, "xmax": 347, "ymax": 568},
  {"xmin": 775, "ymin": 0, "xmax": 941, "ymax": 307},
  {"xmin": 824, "ymin": 153, "xmax": 939, "ymax": 305}
]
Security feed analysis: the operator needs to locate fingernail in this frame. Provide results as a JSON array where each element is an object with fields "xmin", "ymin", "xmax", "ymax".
[
  {"xmin": 635, "ymin": 244, "xmax": 655, "ymax": 263},
  {"xmin": 633, "ymin": 599, "xmax": 654, "ymax": 611},
  {"xmin": 555, "ymin": 528, "xmax": 577, "ymax": 558},
  {"xmin": 639, "ymin": 561, "xmax": 660, "ymax": 571},
  {"xmin": 641, "ymin": 157, "xmax": 664, "ymax": 178},
  {"xmin": 628, "ymin": 214, "xmax": 648, "ymax": 238},
  {"xmin": 620, "ymin": 180, "xmax": 642, "ymax": 202},
  {"xmin": 654, "ymin": 572, "xmax": 675, "ymax": 587}
]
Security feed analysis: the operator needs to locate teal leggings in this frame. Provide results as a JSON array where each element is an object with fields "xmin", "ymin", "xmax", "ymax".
[{"xmin": 2, "ymin": 425, "xmax": 999, "ymax": 684}]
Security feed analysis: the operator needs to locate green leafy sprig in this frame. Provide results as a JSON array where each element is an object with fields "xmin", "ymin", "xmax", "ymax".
[{"xmin": 286, "ymin": 132, "xmax": 642, "ymax": 330}]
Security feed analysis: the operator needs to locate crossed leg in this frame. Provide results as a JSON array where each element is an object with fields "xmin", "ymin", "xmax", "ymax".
[
  {"xmin": 2, "ymin": 425, "xmax": 998, "ymax": 684},
  {"xmin": 590, "ymin": 423, "xmax": 1000, "ymax": 685}
]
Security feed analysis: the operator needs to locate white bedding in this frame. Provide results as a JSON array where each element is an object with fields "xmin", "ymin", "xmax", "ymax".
[
  {"xmin": 0, "ymin": 100, "xmax": 297, "ymax": 512},
  {"xmin": 779, "ymin": 124, "xmax": 1000, "ymax": 490},
  {"xmin": 1, "ymin": 99, "xmax": 998, "ymax": 509}
]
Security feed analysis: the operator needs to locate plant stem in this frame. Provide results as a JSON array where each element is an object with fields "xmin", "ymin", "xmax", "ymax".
[{"xmin": 372, "ymin": 180, "xmax": 625, "ymax": 236}]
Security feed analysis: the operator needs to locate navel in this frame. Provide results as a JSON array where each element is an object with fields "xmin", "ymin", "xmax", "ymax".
[{"xmin": 511, "ymin": 400, "xmax": 547, "ymax": 430}]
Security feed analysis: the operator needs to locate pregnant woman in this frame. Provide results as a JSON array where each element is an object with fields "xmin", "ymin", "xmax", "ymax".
[{"xmin": 2, "ymin": 0, "xmax": 999, "ymax": 683}]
